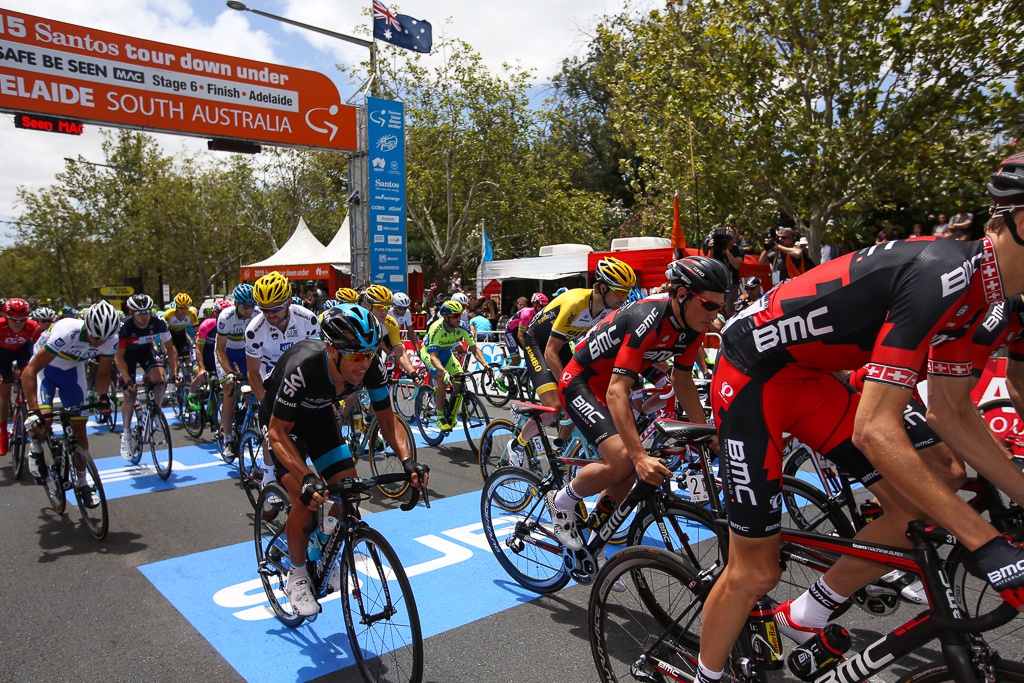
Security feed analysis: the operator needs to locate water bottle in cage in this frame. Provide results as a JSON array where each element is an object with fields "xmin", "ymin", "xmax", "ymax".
[
  {"xmin": 787, "ymin": 624, "xmax": 851, "ymax": 680},
  {"xmin": 747, "ymin": 596, "xmax": 784, "ymax": 670}
]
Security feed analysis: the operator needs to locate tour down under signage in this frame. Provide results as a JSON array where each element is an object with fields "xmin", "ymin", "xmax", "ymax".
[{"xmin": 0, "ymin": 9, "xmax": 357, "ymax": 151}]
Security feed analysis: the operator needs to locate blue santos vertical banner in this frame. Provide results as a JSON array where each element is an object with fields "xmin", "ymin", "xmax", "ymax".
[{"xmin": 366, "ymin": 97, "xmax": 408, "ymax": 294}]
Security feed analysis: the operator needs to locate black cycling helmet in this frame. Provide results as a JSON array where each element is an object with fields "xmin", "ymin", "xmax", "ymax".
[
  {"xmin": 127, "ymin": 293, "xmax": 154, "ymax": 313},
  {"xmin": 665, "ymin": 256, "xmax": 730, "ymax": 293},
  {"xmin": 988, "ymin": 152, "xmax": 1024, "ymax": 204},
  {"xmin": 320, "ymin": 304, "xmax": 382, "ymax": 353}
]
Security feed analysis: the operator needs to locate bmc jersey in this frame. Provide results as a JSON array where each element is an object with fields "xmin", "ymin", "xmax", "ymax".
[
  {"xmin": 41, "ymin": 318, "xmax": 118, "ymax": 370},
  {"xmin": 216, "ymin": 307, "xmax": 254, "ymax": 351},
  {"xmin": 970, "ymin": 297, "xmax": 1024, "ymax": 371},
  {"xmin": 245, "ymin": 304, "xmax": 320, "ymax": 377},
  {"xmin": 0, "ymin": 317, "xmax": 41, "ymax": 351},
  {"xmin": 568, "ymin": 299, "xmax": 704, "ymax": 396},
  {"xmin": 720, "ymin": 236, "xmax": 1004, "ymax": 389},
  {"xmin": 527, "ymin": 289, "xmax": 610, "ymax": 343},
  {"xmin": 118, "ymin": 316, "xmax": 171, "ymax": 350}
]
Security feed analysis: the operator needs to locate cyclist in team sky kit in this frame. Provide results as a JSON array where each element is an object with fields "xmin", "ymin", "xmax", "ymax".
[
  {"xmin": 261, "ymin": 305, "xmax": 427, "ymax": 617},
  {"xmin": 546, "ymin": 257, "xmax": 726, "ymax": 550},
  {"xmin": 690, "ymin": 153, "xmax": 1024, "ymax": 683}
]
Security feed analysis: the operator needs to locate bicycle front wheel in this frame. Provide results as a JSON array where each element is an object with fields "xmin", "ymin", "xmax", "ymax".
[
  {"xmin": 482, "ymin": 369, "xmax": 513, "ymax": 408},
  {"xmin": 239, "ymin": 428, "xmax": 267, "ymax": 510},
  {"xmin": 341, "ymin": 527, "xmax": 424, "ymax": 683},
  {"xmin": 946, "ymin": 543, "xmax": 1024, "ymax": 663},
  {"xmin": 72, "ymin": 445, "xmax": 108, "ymax": 540},
  {"xmin": 368, "ymin": 416, "xmax": 416, "ymax": 498},
  {"xmin": 182, "ymin": 392, "xmax": 205, "ymax": 439},
  {"xmin": 41, "ymin": 438, "xmax": 66, "ymax": 514},
  {"xmin": 391, "ymin": 381, "xmax": 418, "ymax": 424},
  {"xmin": 590, "ymin": 545, "xmax": 705, "ymax": 683},
  {"xmin": 254, "ymin": 483, "xmax": 305, "ymax": 628},
  {"xmin": 480, "ymin": 466, "xmax": 570, "ymax": 593},
  {"xmin": 414, "ymin": 388, "xmax": 444, "ymax": 447},
  {"xmin": 149, "ymin": 410, "xmax": 173, "ymax": 479},
  {"xmin": 10, "ymin": 409, "xmax": 27, "ymax": 480},
  {"xmin": 478, "ymin": 418, "xmax": 515, "ymax": 482},
  {"xmin": 460, "ymin": 394, "xmax": 489, "ymax": 458},
  {"xmin": 626, "ymin": 501, "xmax": 723, "ymax": 576}
]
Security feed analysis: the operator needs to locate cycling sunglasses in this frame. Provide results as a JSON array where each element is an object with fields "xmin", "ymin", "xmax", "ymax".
[
  {"xmin": 259, "ymin": 302, "xmax": 289, "ymax": 314},
  {"xmin": 371, "ymin": 304, "xmax": 390, "ymax": 311},
  {"xmin": 689, "ymin": 291, "xmax": 726, "ymax": 312},
  {"xmin": 341, "ymin": 350, "xmax": 373, "ymax": 362}
]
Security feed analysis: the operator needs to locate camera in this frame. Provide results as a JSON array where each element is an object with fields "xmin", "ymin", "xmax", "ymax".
[
  {"xmin": 710, "ymin": 227, "xmax": 731, "ymax": 252},
  {"xmin": 763, "ymin": 227, "xmax": 778, "ymax": 250}
]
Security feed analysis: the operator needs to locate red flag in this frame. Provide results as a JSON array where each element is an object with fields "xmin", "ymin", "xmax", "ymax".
[{"xmin": 671, "ymin": 190, "xmax": 686, "ymax": 255}]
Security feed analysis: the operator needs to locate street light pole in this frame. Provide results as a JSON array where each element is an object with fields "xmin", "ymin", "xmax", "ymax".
[{"xmin": 64, "ymin": 157, "xmax": 141, "ymax": 176}]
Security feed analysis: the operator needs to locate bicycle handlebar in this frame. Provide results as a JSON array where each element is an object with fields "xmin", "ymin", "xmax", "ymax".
[
  {"xmin": 930, "ymin": 599, "xmax": 1018, "ymax": 633},
  {"xmin": 323, "ymin": 473, "xmax": 428, "ymax": 512}
]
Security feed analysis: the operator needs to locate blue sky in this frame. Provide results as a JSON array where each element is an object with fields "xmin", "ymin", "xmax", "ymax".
[{"xmin": 0, "ymin": 0, "xmax": 647, "ymax": 244}]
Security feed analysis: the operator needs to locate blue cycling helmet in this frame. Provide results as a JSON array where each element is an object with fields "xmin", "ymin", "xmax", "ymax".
[
  {"xmin": 232, "ymin": 284, "xmax": 255, "ymax": 305},
  {"xmin": 627, "ymin": 287, "xmax": 644, "ymax": 304},
  {"xmin": 322, "ymin": 298, "xmax": 340, "ymax": 311},
  {"xmin": 553, "ymin": 287, "xmax": 568, "ymax": 298},
  {"xmin": 320, "ymin": 303, "xmax": 382, "ymax": 352},
  {"xmin": 292, "ymin": 296, "xmax": 302, "ymax": 305}
]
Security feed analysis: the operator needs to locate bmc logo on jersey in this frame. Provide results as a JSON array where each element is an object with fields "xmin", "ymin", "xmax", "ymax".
[
  {"xmin": 752, "ymin": 306, "xmax": 833, "ymax": 352},
  {"xmin": 940, "ymin": 254, "xmax": 982, "ymax": 298},
  {"xmin": 643, "ymin": 350, "xmax": 675, "ymax": 362}
]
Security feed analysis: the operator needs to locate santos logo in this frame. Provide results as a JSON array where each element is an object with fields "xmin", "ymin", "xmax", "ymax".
[{"xmin": 753, "ymin": 306, "xmax": 833, "ymax": 352}]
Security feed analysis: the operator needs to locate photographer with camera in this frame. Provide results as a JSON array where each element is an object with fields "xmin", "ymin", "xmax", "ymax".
[
  {"xmin": 759, "ymin": 226, "xmax": 809, "ymax": 286},
  {"xmin": 701, "ymin": 227, "xmax": 744, "ymax": 315}
]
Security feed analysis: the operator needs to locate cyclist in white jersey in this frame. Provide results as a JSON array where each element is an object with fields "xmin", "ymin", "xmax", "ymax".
[
  {"xmin": 216, "ymin": 284, "xmax": 256, "ymax": 454},
  {"xmin": 21, "ymin": 303, "xmax": 120, "ymax": 488}
]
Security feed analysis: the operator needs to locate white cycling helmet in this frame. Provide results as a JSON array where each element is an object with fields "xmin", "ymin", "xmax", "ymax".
[
  {"xmin": 393, "ymin": 292, "xmax": 411, "ymax": 308},
  {"xmin": 452, "ymin": 292, "xmax": 469, "ymax": 305},
  {"xmin": 84, "ymin": 301, "xmax": 121, "ymax": 340}
]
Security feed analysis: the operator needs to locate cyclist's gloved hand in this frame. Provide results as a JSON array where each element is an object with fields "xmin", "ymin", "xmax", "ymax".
[
  {"xmin": 971, "ymin": 535, "xmax": 1024, "ymax": 610},
  {"xmin": 25, "ymin": 412, "xmax": 44, "ymax": 432},
  {"xmin": 442, "ymin": 371, "xmax": 451, "ymax": 385},
  {"xmin": 98, "ymin": 394, "xmax": 111, "ymax": 413},
  {"xmin": 119, "ymin": 377, "xmax": 136, "ymax": 390},
  {"xmin": 402, "ymin": 458, "xmax": 429, "ymax": 487},
  {"xmin": 299, "ymin": 473, "xmax": 327, "ymax": 507}
]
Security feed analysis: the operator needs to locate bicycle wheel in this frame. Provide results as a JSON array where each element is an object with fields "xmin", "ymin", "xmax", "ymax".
[
  {"xmin": 391, "ymin": 381, "xmax": 418, "ymax": 424},
  {"xmin": 341, "ymin": 527, "xmax": 424, "ymax": 683},
  {"xmin": 10, "ymin": 409, "xmax": 27, "ymax": 480},
  {"xmin": 480, "ymin": 467, "xmax": 571, "ymax": 593},
  {"xmin": 239, "ymin": 428, "xmax": 267, "ymax": 510},
  {"xmin": 182, "ymin": 390, "xmax": 205, "ymax": 439},
  {"xmin": 896, "ymin": 659, "xmax": 1024, "ymax": 682},
  {"xmin": 368, "ymin": 416, "xmax": 416, "ymax": 498},
  {"xmin": 254, "ymin": 483, "xmax": 305, "ymax": 628},
  {"xmin": 171, "ymin": 382, "xmax": 186, "ymax": 419},
  {"xmin": 129, "ymin": 408, "xmax": 144, "ymax": 466},
  {"xmin": 947, "ymin": 543, "xmax": 1024, "ymax": 663},
  {"xmin": 40, "ymin": 438, "xmax": 66, "ymax": 514},
  {"xmin": 482, "ymin": 369, "xmax": 513, "ymax": 408},
  {"xmin": 414, "ymin": 387, "xmax": 444, "ymax": 447},
  {"xmin": 626, "ymin": 501, "xmax": 723, "ymax": 575},
  {"xmin": 460, "ymin": 394, "xmax": 489, "ymax": 458},
  {"xmin": 779, "ymin": 475, "xmax": 856, "ymax": 538},
  {"xmin": 478, "ymin": 418, "xmax": 516, "ymax": 482},
  {"xmin": 589, "ymin": 545, "xmax": 705, "ymax": 683},
  {"xmin": 72, "ymin": 445, "xmax": 108, "ymax": 540},
  {"xmin": 148, "ymin": 410, "xmax": 173, "ymax": 479}
]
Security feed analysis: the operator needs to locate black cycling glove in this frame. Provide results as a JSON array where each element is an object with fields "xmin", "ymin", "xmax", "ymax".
[
  {"xmin": 299, "ymin": 473, "xmax": 327, "ymax": 506},
  {"xmin": 402, "ymin": 458, "xmax": 429, "ymax": 482},
  {"xmin": 971, "ymin": 535, "xmax": 1024, "ymax": 609}
]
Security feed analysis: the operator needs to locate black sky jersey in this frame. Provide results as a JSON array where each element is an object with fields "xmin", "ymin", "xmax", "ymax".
[
  {"xmin": 720, "ymin": 236, "xmax": 1004, "ymax": 389},
  {"xmin": 262, "ymin": 339, "xmax": 338, "ymax": 423},
  {"xmin": 118, "ymin": 316, "xmax": 171, "ymax": 350}
]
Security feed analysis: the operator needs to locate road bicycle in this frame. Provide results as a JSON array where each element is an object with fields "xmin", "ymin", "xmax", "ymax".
[
  {"xmin": 126, "ymin": 381, "xmax": 173, "ymax": 480},
  {"xmin": 8, "ymin": 373, "xmax": 28, "ymax": 480},
  {"xmin": 34, "ymin": 401, "xmax": 109, "ymax": 540},
  {"xmin": 588, "ymin": 520, "xmax": 1024, "ymax": 683},
  {"xmin": 181, "ymin": 375, "xmax": 222, "ymax": 440},
  {"xmin": 415, "ymin": 369, "xmax": 491, "ymax": 458},
  {"xmin": 481, "ymin": 362, "xmax": 535, "ymax": 408},
  {"xmin": 254, "ymin": 472, "xmax": 426, "ymax": 683},
  {"xmin": 219, "ymin": 380, "xmax": 258, "ymax": 464},
  {"xmin": 170, "ymin": 359, "xmax": 194, "ymax": 420}
]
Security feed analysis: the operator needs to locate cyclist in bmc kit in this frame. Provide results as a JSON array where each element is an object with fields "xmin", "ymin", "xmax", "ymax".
[
  {"xmin": 508, "ymin": 258, "xmax": 637, "ymax": 462},
  {"xmin": 419, "ymin": 300, "xmax": 494, "ymax": 429},
  {"xmin": 0, "ymin": 298, "xmax": 41, "ymax": 456},
  {"xmin": 692, "ymin": 154, "xmax": 1024, "ymax": 683},
  {"xmin": 548, "ymin": 257, "xmax": 726, "ymax": 550},
  {"xmin": 216, "ymin": 284, "xmax": 257, "ymax": 455},
  {"xmin": 116, "ymin": 294, "xmax": 177, "ymax": 460},
  {"xmin": 262, "ymin": 305, "xmax": 427, "ymax": 617}
]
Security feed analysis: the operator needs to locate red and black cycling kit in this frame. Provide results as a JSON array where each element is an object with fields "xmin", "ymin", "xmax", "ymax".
[
  {"xmin": 259, "ymin": 339, "xmax": 392, "ymax": 481},
  {"xmin": 970, "ymin": 296, "xmax": 1024, "ymax": 373},
  {"xmin": 0, "ymin": 317, "xmax": 41, "ymax": 382},
  {"xmin": 559, "ymin": 298, "xmax": 704, "ymax": 446},
  {"xmin": 118, "ymin": 316, "xmax": 172, "ymax": 378},
  {"xmin": 713, "ymin": 236, "xmax": 1004, "ymax": 537}
]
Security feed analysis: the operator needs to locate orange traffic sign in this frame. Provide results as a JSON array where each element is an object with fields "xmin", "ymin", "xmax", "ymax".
[{"xmin": 0, "ymin": 9, "xmax": 358, "ymax": 151}]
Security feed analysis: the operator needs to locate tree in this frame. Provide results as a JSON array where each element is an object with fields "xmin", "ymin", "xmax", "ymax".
[{"xmin": 592, "ymin": 0, "xmax": 1023, "ymax": 255}]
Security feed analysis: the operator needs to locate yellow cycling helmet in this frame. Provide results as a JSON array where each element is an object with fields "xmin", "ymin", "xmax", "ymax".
[
  {"xmin": 362, "ymin": 284, "xmax": 394, "ymax": 307},
  {"xmin": 253, "ymin": 271, "xmax": 291, "ymax": 306},
  {"xmin": 439, "ymin": 300, "xmax": 463, "ymax": 317},
  {"xmin": 595, "ymin": 256, "xmax": 637, "ymax": 290},
  {"xmin": 174, "ymin": 292, "xmax": 192, "ymax": 307},
  {"xmin": 335, "ymin": 287, "xmax": 359, "ymax": 303}
]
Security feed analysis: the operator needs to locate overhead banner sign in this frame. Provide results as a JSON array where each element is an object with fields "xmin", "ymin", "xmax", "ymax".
[
  {"xmin": 0, "ymin": 9, "xmax": 358, "ymax": 150},
  {"xmin": 366, "ymin": 96, "xmax": 408, "ymax": 293}
]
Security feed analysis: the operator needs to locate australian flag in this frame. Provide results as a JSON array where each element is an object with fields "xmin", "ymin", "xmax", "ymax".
[{"xmin": 373, "ymin": 1, "xmax": 432, "ymax": 54}]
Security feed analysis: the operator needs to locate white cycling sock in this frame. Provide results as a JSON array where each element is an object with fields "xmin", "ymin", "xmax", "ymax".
[
  {"xmin": 695, "ymin": 655, "xmax": 723, "ymax": 682},
  {"xmin": 289, "ymin": 564, "xmax": 308, "ymax": 581},
  {"xmin": 553, "ymin": 481, "xmax": 583, "ymax": 511},
  {"xmin": 790, "ymin": 576, "xmax": 848, "ymax": 629}
]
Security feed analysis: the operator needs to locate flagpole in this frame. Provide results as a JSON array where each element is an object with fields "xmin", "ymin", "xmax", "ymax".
[{"xmin": 689, "ymin": 118, "xmax": 699, "ymax": 249}]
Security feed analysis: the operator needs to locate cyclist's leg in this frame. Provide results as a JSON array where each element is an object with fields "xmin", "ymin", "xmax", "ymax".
[
  {"xmin": 61, "ymin": 365, "xmax": 92, "ymax": 474},
  {"xmin": 144, "ymin": 346, "xmax": 167, "ymax": 406},
  {"xmin": 121, "ymin": 350, "xmax": 142, "ymax": 430},
  {"xmin": 217, "ymin": 352, "xmax": 240, "ymax": 442},
  {"xmin": 517, "ymin": 331, "xmax": 562, "ymax": 445}
]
